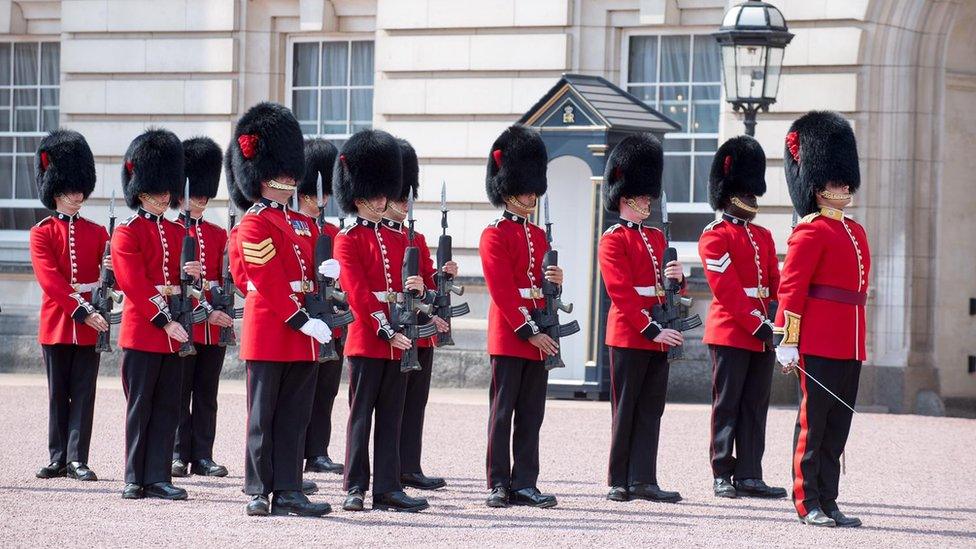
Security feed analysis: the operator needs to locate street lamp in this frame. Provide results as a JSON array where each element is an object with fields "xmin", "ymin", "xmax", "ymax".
[{"xmin": 713, "ymin": 0, "xmax": 793, "ymax": 136}]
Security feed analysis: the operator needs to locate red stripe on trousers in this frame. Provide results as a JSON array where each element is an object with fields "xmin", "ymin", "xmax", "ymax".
[
  {"xmin": 792, "ymin": 361, "xmax": 810, "ymax": 517},
  {"xmin": 486, "ymin": 360, "xmax": 497, "ymax": 490}
]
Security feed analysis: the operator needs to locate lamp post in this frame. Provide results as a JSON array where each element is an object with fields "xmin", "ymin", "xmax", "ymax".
[{"xmin": 713, "ymin": 0, "xmax": 793, "ymax": 136}]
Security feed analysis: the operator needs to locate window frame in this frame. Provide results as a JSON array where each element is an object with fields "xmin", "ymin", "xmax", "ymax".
[
  {"xmin": 285, "ymin": 34, "xmax": 376, "ymax": 141},
  {"xmin": 621, "ymin": 28, "xmax": 723, "ymax": 215}
]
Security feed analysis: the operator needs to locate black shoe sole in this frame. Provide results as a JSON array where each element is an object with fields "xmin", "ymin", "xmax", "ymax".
[
  {"xmin": 192, "ymin": 468, "xmax": 228, "ymax": 477},
  {"xmin": 607, "ymin": 495, "xmax": 630, "ymax": 502},
  {"xmin": 171, "ymin": 470, "xmax": 189, "ymax": 478},
  {"xmin": 373, "ymin": 502, "xmax": 430, "ymax": 513},
  {"xmin": 145, "ymin": 492, "xmax": 188, "ymax": 501},
  {"xmin": 36, "ymin": 470, "xmax": 67, "ymax": 479},
  {"xmin": 271, "ymin": 506, "xmax": 331, "ymax": 517},
  {"xmin": 714, "ymin": 490, "xmax": 737, "ymax": 499},
  {"xmin": 246, "ymin": 507, "xmax": 270, "ymax": 516},
  {"xmin": 343, "ymin": 503, "xmax": 365, "ymax": 512},
  {"xmin": 630, "ymin": 494, "xmax": 682, "ymax": 503},
  {"xmin": 834, "ymin": 521, "xmax": 862, "ymax": 528},
  {"xmin": 402, "ymin": 481, "xmax": 447, "ymax": 491},
  {"xmin": 68, "ymin": 472, "xmax": 98, "ymax": 482},
  {"xmin": 305, "ymin": 465, "xmax": 345, "ymax": 474},
  {"xmin": 486, "ymin": 500, "xmax": 510, "ymax": 508},
  {"xmin": 736, "ymin": 490, "xmax": 787, "ymax": 499},
  {"xmin": 122, "ymin": 492, "xmax": 144, "ymax": 500},
  {"xmin": 510, "ymin": 499, "xmax": 558, "ymax": 509}
]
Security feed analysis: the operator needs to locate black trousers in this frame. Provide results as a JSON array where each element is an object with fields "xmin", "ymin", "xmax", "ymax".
[
  {"xmin": 173, "ymin": 344, "xmax": 226, "ymax": 462},
  {"xmin": 304, "ymin": 342, "xmax": 344, "ymax": 459},
  {"xmin": 607, "ymin": 347, "xmax": 669, "ymax": 488},
  {"xmin": 121, "ymin": 349, "xmax": 183, "ymax": 485},
  {"xmin": 243, "ymin": 360, "xmax": 316, "ymax": 495},
  {"xmin": 42, "ymin": 344, "xmax": 99, "ymax": 464},
  {"xmin": 792, "ymin": 355, "xmax": 861, "ymax": 516},
  {"xmin": 400, "ymin": 346, "xmax": 434, "ymax": 474},
  {"xmin": 486, "ymin": 355, "xmax": 548, "ymax": 491},
  {"xmin": 344, "ymin": 356, "xmax": 407, "ymax": 494},
  {"xmin": 708, "ymin": 344, "xmax": 775, "ymax": 480}
]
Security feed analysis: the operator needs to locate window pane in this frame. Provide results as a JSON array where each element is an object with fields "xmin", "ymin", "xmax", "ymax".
[
  {"xmin": 15, "ymin": 153, "xmax": 35, "ymax": 198},
  {"xmin": 692, "ymin": 37, "xmax": 721, "ymax": 83},
  {"xmin": 663, "ymin": 154, "xmax": 691, "ymax": 202},
  {"xmin": 40, "ymin": 42, "xmax": 59, "ymax": 85},
  {"xmin": 0, "ymin": 207, "xmax": 48, "ymax": 230},
  {"xmin": 663, "ymin": 137, "xmax": 691, "ymax": 152},
  {"xmin": 42, "ymin": 108, "xmax": 58, "ymax": 131},
  {"xmin": 321, "ymin": 89, "xmax": 347, "ymax": 134},
  {"xmin": 350, "ymin": 41, "xmax": 374, "ymax": 86},
  {"xmin": 660, "ymin": 36, "xmax": 690, "ymax": 83},
  {"xmin": 694, "ymin": 138, "xmax": 718, "ymax": 151},
  {"xmin": 350, "ymin": 88, "xmax": 372, "ymax": 130},
  {"xmin": 693, "ymin": 155, "xmax": 711, "ymax": 202},
  {"xmin": 627, "ymin": 85, "xmax": 656, "ymax": 108},
  {"xmin": 292, "ymin": 89, "xmax": 318, "ymax": 133},
  {"xmin": 321, "ymin": 42, "xmax": 348, "ymax": 87},
  {"xmin": 0, "ymin": 44, "xmax": 10, "ymax": 86},
  {"xmin": 14, "ymin": 89, "xmax": 38, "ymax": 132},
  {"xmin": 293, "ymin": 42, "xmax": 318, "ymax": 87},
  {"xmin": 628, "ymin": 36, "xmax": 657, "ymax": 83},
  {"xmin": 0, "ymin": 109, "xmax": 9, "ymax": 132},
  {"xmin": 13, "ymin": 43, "xmax": 37, "ymax": 85},
  {"xmin": 660, "ymin": 85, "xmax": 689, "ymax": 130},
  {"xmin": 0, "ymin": 155, "xmax": 12, "ymax": 198}
]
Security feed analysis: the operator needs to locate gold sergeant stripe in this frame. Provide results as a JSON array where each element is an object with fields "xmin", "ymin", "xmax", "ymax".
[
  {"xmin": 242, "ymin": 238, "xmax": 276, "ymax": 265},
  {"xmin": 243, "ymin": 248, "xmax": 276, "ymax": 265},
  {"xmin": 242, "ymin": 238, "xmax": 273, "ymax": 251}
]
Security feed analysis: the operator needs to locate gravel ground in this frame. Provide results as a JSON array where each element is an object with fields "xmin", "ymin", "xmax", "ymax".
[{"xmin": 0, "ymin": 373, "xmax": 974, "ymax": 548}]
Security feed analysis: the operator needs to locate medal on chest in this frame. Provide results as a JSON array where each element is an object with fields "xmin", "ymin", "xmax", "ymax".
[{"xmin": 291, "ymin": 219, "xmax": 311, "ymax": 237}]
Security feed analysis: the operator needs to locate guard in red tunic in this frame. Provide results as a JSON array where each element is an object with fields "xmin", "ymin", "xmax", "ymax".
[
  {"xmin": 598, "ymin": 133, "xmax": 684, "ymax": 504},
  {"xmin": 334, "ymin": 130, "xmax": 430, "ymax": 513},
  {"xmin": 294, "ymin": 138, "xmax": 345, "ymax": 476},
  {"xmin": 382, "ymin": 138, "xmax": 457, "ymax": 492},
  {"xmin": 774, "ymin": 111, "xmax": 869, "ymax": 528},
  {"xmin": 170, "ymin": 137, "xmax": 234, "ymax": 479},
  {"xmin": 226, "ymin": 146, "xmax": 250, "ymax": 290},
  {"xmin": 113, "ymin": 128, "xmax": 201, "ymax": 501},
  {"xmin": 480, "ymin": 125, "xmax": 563, "ymax": 509},
  {"xmin": 30, "ymin": 129, "xmax": 107, "ymax": 483},
  {"xmin": 231, "ymin": 102, "xmax": 334, "ymax": 518},
  {"xmin": 699, "ymin": 135, "xmax": 786, "ymax": 500}
]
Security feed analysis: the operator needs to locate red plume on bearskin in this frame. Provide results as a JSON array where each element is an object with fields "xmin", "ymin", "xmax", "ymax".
[
  {"xmin": 785, "ymin": 131, "xmax": 800, "ymax": 162},
  {"xmin": 708, "ymin": 135, "xmax": 766, "ymax": 211},
  {"xmin": 238, "ymin": 134, "xmax": 258, "ymax": 159},
  {"xmin": 492, "ymin": 149, "xmax": 503, "ymax": 169}
]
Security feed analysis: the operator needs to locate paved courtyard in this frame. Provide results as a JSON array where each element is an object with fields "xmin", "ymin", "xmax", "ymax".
[{"xmin": 0, "ymin": 373, "xmax": 973, "ymax": 547}]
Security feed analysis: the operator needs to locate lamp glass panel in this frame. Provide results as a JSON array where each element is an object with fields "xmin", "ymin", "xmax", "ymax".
[
  {"xmin": 734, "ymin": 43, "xmax": 768, "ymax": 100},
  {"xmin": 721, "ymin": 45, "xmax": 738, "ymax": 100},
  {"xmin": 763, "ymin": 47, "xmax": 784, "ymax": 99},
  {"xmin": 737, "ymin": 5, "xmax": 767, "ymax": 27}
]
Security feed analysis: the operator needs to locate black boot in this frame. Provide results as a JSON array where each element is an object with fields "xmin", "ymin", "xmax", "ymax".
[
  {"xmin": 629, "ymin": 483, "xmax": 682, "ymax": 503},
  {"xmin": 145, "ymin": 482, "xmax": 188, "ymax": 500},
  {"xmin": 191, "ymin": 458, "xmax": 228, "ymax": 477},
  {"xmin": 67, "ymin": 462, "xmax": 98, "ymax": 481},
  {"xmin": 305, "ymin": 455, "xmax": 344, "ymax": 474},
  {"xmin": 302, "ymin": 479, "xmax": 318, "ymax": 495},
  {"xmin": 510, "ymin": 487, "xmax": 557, "ymax": 508},
  {"xmin": 734, "ymin": 478, "xmax": 787, "ymax": 499},
  {"xmin": 486, "ymin": 486, "xmax": 509, "ymax": 508},
  {"xmin": 122, "ymin": 483, "xmax": 144, "ymax": 499},
  {"xmin": 401, "ymin": 472, "xmax": 447, "ymax": 490},
  {"xmin": 36, "ymin": 461, "xmax": 66, "ymax": 479},
  {"xmin": 271, "ymin": 491, "xmax": 331, "ymax": 517},
  {"xmin": 246, "ymin": 495, "xmax": 270, "ymax": 516},
  {"xmin": 713, "ymin": 477, "xmax": 736, "ymax": 498},
  {"xmin": 827, "ymin": 508, "xmax": 862, "ymax": 527},
  {"xmin": 373, "ymin": 490, "xmax": 429, "ymax": 512},
  {"xmin": 171, "ymin": 459, "xmax": 189, "ymax": 478},
  {"xmin": 343, "ymin": 488, "xmax": 365, "ymax": 511},
  {"xmin": 607, "ymin": 486, "xmax": 629, "ymax": 502},
  {"xmin": 799, "ymin": 507, "xmax": 836, "ymax": 527}
]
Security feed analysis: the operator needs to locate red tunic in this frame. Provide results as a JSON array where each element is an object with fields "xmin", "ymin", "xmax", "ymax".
[
  {"xmin": 698, "ymin": 214, "xmax": 780, "ymax": 352},
  {"xmin": 598, "ymin": 219, "xmax": 684, "ymax": 352},
  {"xmin": 479, "ymin": 211, "xmax": 549, "ymax": 361},
  {"xmin": 228, "ymin": 224, "xmax": 246, "ymax": 290},
  {"xmin": 335, "ymin": 216, "xmax": 407, "ymax": 360},
  {"xmin": 112, "ymin": 209, "xmax": 186, "ymax": 354},
  {"xmin": 237, "ymin": 199, "xmax": 320, "ymax": 362},
  {"xmin": 773, "ymin": 208, "xmax": 870, "ymax": 361},
  {"xmin": 178, "ymin": 214, "xmax": 228, "ymax": 346},
  {"xmin": 30, "ymin": 213, "xmax": 109, "ymax": 346},
  {"xmin": 381, "ymin": 219, "xmax": 438, "ymax": 348}
]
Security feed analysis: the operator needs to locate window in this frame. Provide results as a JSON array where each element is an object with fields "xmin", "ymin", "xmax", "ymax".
[
  {"xmin": 0, "ymin": 42, "xmax": 59, "ymax": 231},
  {"xmin": 626, "ymin": 34, "xmax": 721, "ymax": 241}
]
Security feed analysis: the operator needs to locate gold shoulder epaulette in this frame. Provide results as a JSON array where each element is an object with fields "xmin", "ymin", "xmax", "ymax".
[
  {"xmin": 34, "ymin": 216, "xmax": 53, "ymax": 227},
  {"xmin": 702, "ymin": 219, "xmax": 722, "ymax": 233},
  {"xmin": 603, "ymin": 223, "xmax": 622, "ymax": 236},
  {"xmin": 799, "ymin": 212, "xmax": 820, "ymax": 224},
  {"xmin": 246, "ymin": 203, "xmax": 266, "ymax": 216}
]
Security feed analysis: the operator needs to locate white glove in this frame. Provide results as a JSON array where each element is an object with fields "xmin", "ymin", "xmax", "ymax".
[
  {"xmin": 776, "ymin": 346, "xmax": 799, "ymax": 373},
  {"xmin": 300, "ymin": 318, "xmax": 332, "ymax": 344},
  {"xmin": 319, "ymin": 258, "xmax": 340, "ymax": 279}
]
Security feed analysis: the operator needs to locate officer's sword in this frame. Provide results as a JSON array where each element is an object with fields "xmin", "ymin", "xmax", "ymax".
[{"xmin": 791, "ymin": 364, "xmax": 857, "ymax": 415}]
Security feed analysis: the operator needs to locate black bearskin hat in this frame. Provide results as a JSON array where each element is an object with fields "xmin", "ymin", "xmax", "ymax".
[
  {"xmin": 230, "ymin": 102, "xmax": 305, "ymax": 202},
  {"xmin": 332, "ymin": 129, "xmax": 402, "ymax": 214},
  {"xmin": 396, "ymin": 138, "xmax": 419, "ymax": 202},
  {"xmin": 708, "ymin": 135, "xmax": 767, "ymax": 210},
  {"xmin": 121, "ymin": 128, "xmax": 184, "ymax": 209},
  {"xmin": 170, "ymin": 137, "xmax": 222, "ymax": 208},
  {"xmin": 35, "ymin": 129, "xmax": 96, "ymax": 210},
  {"xmin": 224, "ymin": 144, "xmax": 252, "ymax": 212},
  {"xmin": 784, "ymin": 111, "xmax": 860, "ymax": 216},
  {"xmin": 602, "ymin": 133, "xmax": 662, "ymax": 213},
  {"xmin": 298, "ymin": 138, "xmax": 338, "ymax": 198},
  {"xmin": 485, "ymin": 124, "xmax": 548, "ymax": 207}
]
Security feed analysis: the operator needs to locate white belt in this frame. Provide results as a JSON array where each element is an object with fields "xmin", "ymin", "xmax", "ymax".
[
  {"xmin": 518, "ymin": 287, "xmax": 543, "ymax": 300},
  {"xmin": 71, "ymin": 281, "xmax": 100, "ymax": 293},
  {"xmin": 634, "ymin": 286, "xmax": 664, "ymax": 297},
  {"xmin": 374, "ymin": 291, "xmax": 402, "ymax": 304},
  {"xmin": 743, "ymin": 286, "xmax": 770, "ymax": 299},
  {"xmin": 155, "ymin": 284, "xmax": 181, "ymax": 296},
  {"xmin": 246, "ymin": 280, "xmax": 314, "ymax": 293}
]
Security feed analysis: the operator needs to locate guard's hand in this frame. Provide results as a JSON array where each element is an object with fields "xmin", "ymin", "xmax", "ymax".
[
  {"xmin": 652, "ymin": 328, "xmax": 683, "ymax": 347},
  {"xmin": 208, "ymin": 310, "xmax": 234, "ymax": 328},
  {"xmin": 102, "ymin": 255, "xmax": 113, "ymax": 271},
  {"xmin": 776, "ymin": 346, "xmax": 799, "ymax": 374},
  {"xmin": 664, "ymin": 260, "xmax": 684, "ymax": 283},
  {"xmin": 84, "ymin": 312, "xmax": 109, "ymax": 332},
  {"xmin": 544, "ymin": 265, "xmax": 564, "ymax": 286},
  {"xmin": 405, "ymin": 275, "xmax": 425, "ymax": 294},
  {"xmin": 299, "ymin": 318, "xmax": 332, "ymax": 344},
  {"xmin": 319, "ymin": 258, "xmax": 340, "ymax": 279},
  {"xmin": 391, "ymin": 333, "xmax": 413, "ymax": 350},
  {"xmin": 528, "ymin": 333, "xmax": 559, "ymax": 356},
  {"xmin": 442, "ymin": 261, "xmax": 459, "ymax": 277},
  {"xmin": 183, "ymin": 261, "xmax": 203, "ymax": 280},
  {"xmin": 433, "ymin": 316, "xmax": 450, "ymax": 333},
  {"xmin": 164, "ymin": 321, "xmax": 189, "ymax": 343}
]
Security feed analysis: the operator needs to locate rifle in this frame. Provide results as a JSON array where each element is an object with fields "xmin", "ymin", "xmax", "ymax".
[
  {"xmin": 432, "ymin": 181, "xmax": 469, "ymax": 347},
  {"xmin": 172, "ymin": 179, "xmax": 202, "ymax": 357},
  {"xmin": 394, "ymin": 195, "xmax": 437, "ymax": 372},
  {"xmin": 304, "ymin": 173, "xmax": 354, "ymax": 362},
  {"xmin": 650, "ymin": 190, "xmax": 702, "ymax": 360},
  {"xmin": 209, "ymin": 208, "xmax": 239, "ymax": 346},
  {"xmin": 93, "ymin": 190, "xmax": 123, "ymax": 353},
  {"xmin": 534, "ymin": 195, "xmax": 580, "ymax": 371}
]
